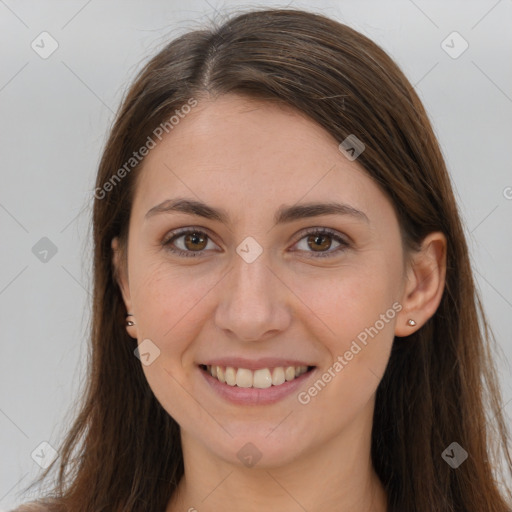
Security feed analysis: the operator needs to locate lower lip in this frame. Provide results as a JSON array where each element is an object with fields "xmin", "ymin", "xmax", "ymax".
[{"xmin": 199, "ymin": 366, "xmax": 316, "ymax": 405}]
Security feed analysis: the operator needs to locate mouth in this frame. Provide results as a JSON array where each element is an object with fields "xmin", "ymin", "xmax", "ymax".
[{"xmin": 199, "ymin": 364, "xmax": 316, "ymax": 389}]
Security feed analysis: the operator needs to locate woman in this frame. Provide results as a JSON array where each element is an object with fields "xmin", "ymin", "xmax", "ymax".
[{"xmin": 13, "ymin": 7, "xmax": 512, "ymax": 512}]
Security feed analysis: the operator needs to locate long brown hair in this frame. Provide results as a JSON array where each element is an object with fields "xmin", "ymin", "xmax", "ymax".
[{"xmin": 20, "ymin": 7, "xmax": 512, "ymax": 512}]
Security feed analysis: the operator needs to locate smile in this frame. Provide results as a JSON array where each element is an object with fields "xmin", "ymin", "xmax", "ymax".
[{"xmin": 199, "ymin": 364, "xmax": 315, "ymax": 389}]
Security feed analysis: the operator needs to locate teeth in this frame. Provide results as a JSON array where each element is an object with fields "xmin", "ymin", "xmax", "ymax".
[
  {"xmin": 271, "ymin": 367, "xmax": 285, "ymax": 386},
  {"xmin": 253, "ymin": 369, "xmax": 272, "ymax": 389},
  {"xmin": 236, "ymin": 368, "xmax": 253, "ymax": 388},
  {"xmin": 225, "ymin": 367, "xmax": 237, "ymax": 386},
  {"xmin": 285, "ymin": 366, "xmax": 296, "ymax": 381},
  {"xmin": 205, "ymin": 364, "xmax": 310, "ymax": 388}
]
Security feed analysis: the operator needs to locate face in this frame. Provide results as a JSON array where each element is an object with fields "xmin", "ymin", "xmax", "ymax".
[{"xmin": 115, "ymin": 94, "xmax": 410, "ymax": 468}]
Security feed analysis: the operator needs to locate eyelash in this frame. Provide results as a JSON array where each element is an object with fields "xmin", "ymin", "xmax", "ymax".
[{"xmin": 161, "ymin": 226, "xmax": 350, "ymax": 259}]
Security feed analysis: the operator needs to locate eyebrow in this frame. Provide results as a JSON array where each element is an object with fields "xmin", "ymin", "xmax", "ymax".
[{"xmin": 145, "ymin": 197, "xmax": 369, "ymax": 225}]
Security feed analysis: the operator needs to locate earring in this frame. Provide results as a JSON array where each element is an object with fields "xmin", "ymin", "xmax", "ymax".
[
  {"xmin": 407, "ymin": 319, "xmax": 417, "ymax": 327},
  {"xmin": 126, "ymin": 313, "xmax": 135, "ymax": 327}
]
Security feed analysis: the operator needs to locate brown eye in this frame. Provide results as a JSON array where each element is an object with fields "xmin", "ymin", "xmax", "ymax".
[
  {"xmin": 183, "ymin": 232, "xmax": 208, "ymax": 251},
  {"xmin": 163, "ymin": 227, "xmax": 349, "ymax": 259},
  {"xmin": 306, "ymin": 234, "xmax": 332, "ymax": 252},
  {"xmin": 163, "ymin": 228, "xmax": 216, "ymax": 258},
  {"xmin": 293, "ymin": 228, "xmax": 349, "ymax": 258}
]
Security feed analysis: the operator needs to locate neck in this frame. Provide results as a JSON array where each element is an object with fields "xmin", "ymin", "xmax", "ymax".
[{"xmin": 167, "ymin": 402, "xmax": 387, "ymax": 512}]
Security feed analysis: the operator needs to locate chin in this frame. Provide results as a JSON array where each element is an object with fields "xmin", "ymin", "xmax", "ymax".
[{"xmin": 205, "ymin": 426, "xmax": 313, "ymax": 469}]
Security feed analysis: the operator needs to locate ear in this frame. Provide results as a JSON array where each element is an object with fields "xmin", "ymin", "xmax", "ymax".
[
  {"xmin": 395, "ymin": 231, "xmax": 447, "ymax": 337},
  {"xmin": 112, "ymin": 237, "xmax": 137, "ymax": 338},
  {"xmin": 111, "ymin": 236, "xmax": 131, "ymax": 308}
]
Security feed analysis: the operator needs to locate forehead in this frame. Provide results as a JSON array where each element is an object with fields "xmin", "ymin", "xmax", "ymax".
[{"xmin": 131, "ymin": 94, "xmax": 391, "ymax": 225}]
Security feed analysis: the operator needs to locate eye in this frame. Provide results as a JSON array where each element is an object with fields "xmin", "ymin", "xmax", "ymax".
[
  {"xmin": 162, "ymin": 227, "xmax": 350, "ymax": 258},
  {"xmin": 162, "ymin": 228, "xmax": 217, "ymax": 258},
  {"xmin": 292, "ymin": 227, "xmax": 350, "ymax": 258}
]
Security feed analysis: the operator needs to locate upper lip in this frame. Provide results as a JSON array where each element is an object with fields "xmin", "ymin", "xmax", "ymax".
[{"xmin": 200, "ymin": 357, "xmax": 315, "ymax": 371}]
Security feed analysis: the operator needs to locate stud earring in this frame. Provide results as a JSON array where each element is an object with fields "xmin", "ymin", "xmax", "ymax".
[
  {"xmin": 126, "ymin": 313, "xmax": 135, "ymax": 327},
  {"xmin": 407, "ymin": 319, "xmax": 417, "ymax": 327}
]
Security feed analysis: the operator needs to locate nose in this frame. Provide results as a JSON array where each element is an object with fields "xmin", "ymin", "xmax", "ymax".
[{"xmin": 214, "ymin": 254, "xmax": 291, "ymax": 342}]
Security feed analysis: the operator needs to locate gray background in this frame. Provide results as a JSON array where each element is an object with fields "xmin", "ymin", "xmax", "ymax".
[{"xmin": 1, "ymin": 0, "xmax": 511, "ymax": 508}]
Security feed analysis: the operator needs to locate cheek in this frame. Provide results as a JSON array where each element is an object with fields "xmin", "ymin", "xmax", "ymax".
[
  {"xmin": 298, "ymin": 260, "xmax": 400, "ymax": 340},
  {"xmin": 290, "ymin": 256, "xmax": 401, "ymax": 395},
  {"xmin": 131, "ymin": 260, "xmax": 219, "ymax": 357},
  {"xmin": 131, "ymin": 263, "xmax": 218, "ymax": 421},
  {"xmin": 296, "ymin": 270, "xmax": 398, "ymax": 419}
]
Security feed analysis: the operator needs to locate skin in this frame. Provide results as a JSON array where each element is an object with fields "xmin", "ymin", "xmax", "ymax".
[{"xmin": 112, "ymin": 94, "xmax": 446, "ymax": 512}]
